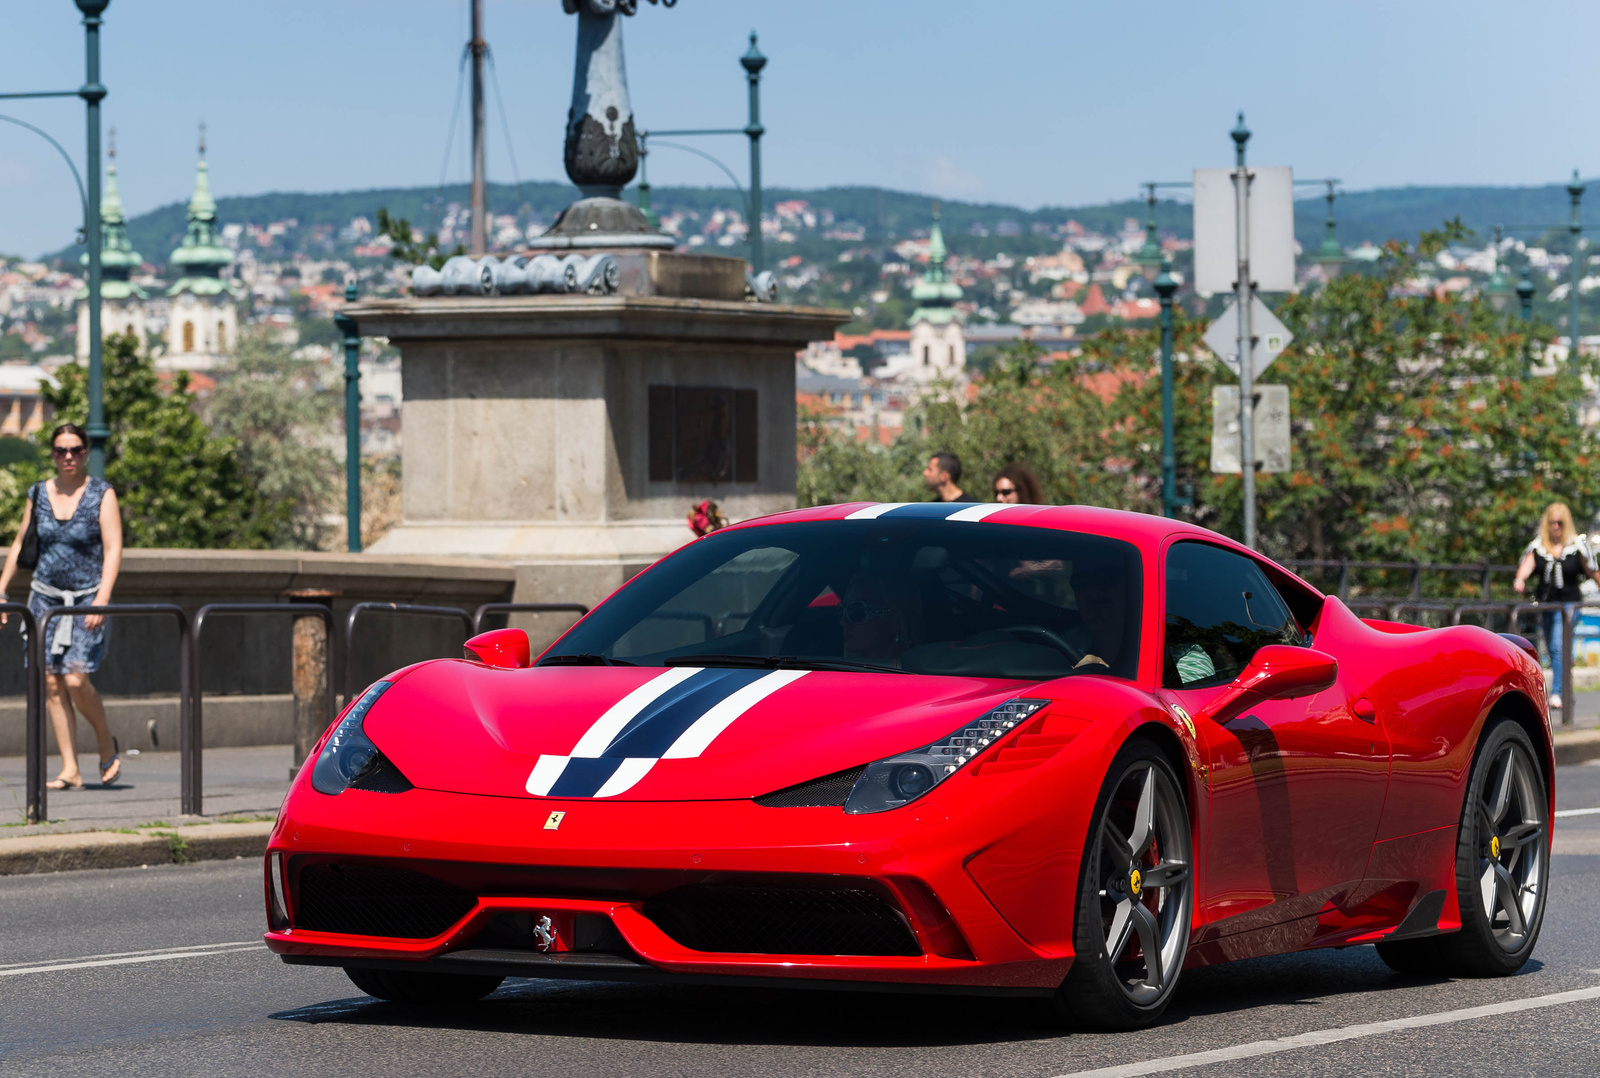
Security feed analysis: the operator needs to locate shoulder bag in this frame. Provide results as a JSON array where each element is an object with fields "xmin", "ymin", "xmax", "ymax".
[{"xmin": 16, "ymin": 482, "xmax": 41, "ymax": 571}]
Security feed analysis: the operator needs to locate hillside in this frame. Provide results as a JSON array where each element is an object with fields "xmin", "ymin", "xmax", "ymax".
[{"xmin": 46, "ymin": 177, "xmax": 1594, "ymax": 269}]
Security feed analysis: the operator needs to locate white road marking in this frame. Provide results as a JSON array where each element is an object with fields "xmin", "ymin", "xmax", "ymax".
[
  {"xmin": 0, "ymin": 940, "xmax": 262, "ymax": 971},
  {"xmin": 1555, "ymin": 806, "xmax": 1600, "ymax": 818},
  {"xmin": 1049, "ymin": 983, "xmax": 1600, "ymax": 1078},
  {"xmin": 0, "ymin": 942, "xmax": 266, "ymax": 978}
]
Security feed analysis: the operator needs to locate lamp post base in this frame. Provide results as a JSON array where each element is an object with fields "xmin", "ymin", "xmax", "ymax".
[{"xmin": 527, "ymin": 196, "xmax": 676, "ymax": 251}]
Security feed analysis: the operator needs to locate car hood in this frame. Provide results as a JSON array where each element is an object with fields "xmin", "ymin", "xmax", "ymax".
[{"xmin": 363, "ymin": 661, "xmax": 1036, "ymax": 801}]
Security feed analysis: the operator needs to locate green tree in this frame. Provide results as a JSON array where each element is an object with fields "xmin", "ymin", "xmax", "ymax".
[
  {"xmin": 1111, "ymin": 223, "xmax": 1598, "ymax": 570},
  {"xmin": 375, "ymin": 207, "xmax": 462, "ymax": 270},
  {"xmin": 204, "ymin": 333, "xmax": 341, "ymax": 549},
  {"xmin": 42, "ymin": 331, "xmax": 285, "ymax": 548}
]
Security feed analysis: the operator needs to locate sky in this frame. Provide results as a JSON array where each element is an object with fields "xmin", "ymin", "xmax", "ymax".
[{"xmin": 2, "ymin": 0, "xmax": 1598, "ymax": 258}]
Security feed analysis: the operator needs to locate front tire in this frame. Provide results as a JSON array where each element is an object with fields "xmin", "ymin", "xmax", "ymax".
[
  {"xmin": 1378, "ymin": 717, "xmax": 1548, "ymax": 977},
  {"xmin": 1054, "ymin": 738, "xmax": 1193, "ymax": 1030},
  {"xmin": 346, "ymin": 966, "xmax": 504, "ymax": 1004}
]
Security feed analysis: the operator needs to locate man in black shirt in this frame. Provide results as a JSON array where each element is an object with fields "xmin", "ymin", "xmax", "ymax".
[{"xmin": 922, "ymin": 451, "xmax": 977, "ymax": 502}]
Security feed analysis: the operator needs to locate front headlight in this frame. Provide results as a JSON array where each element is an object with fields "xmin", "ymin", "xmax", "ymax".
[
  {"xmin": 310, "ymin": 680, "xmax": 412, "ymax": 795},
  {"xmin": 844, "ymin": 698, "xmax": 1049, "ymax": 814}
]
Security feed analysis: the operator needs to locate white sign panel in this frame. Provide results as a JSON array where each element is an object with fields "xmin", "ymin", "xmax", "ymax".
[
  {"xmin": 1192, "ymin": 166, "xmax": 1296, "ymax": 295},
  {"xmin": 1211, "ymin": 384, "xmax": 1291, "ymax": 474},
  {"xmin": 1202, "ymin": 296, "xmax": 1294, "ymax": 381}
]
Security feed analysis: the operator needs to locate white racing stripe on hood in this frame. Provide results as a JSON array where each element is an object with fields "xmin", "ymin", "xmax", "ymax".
[
  {"xmin": 570, "ymin": 666, "xmax": 699, "ymax": 758},
  {"xmin": 662, "ymin": 669, "xmax": 810, "ymax": 759},
  {"xmin": 593, "ymin": 757, "xmax": 659, "ymax": 798}
]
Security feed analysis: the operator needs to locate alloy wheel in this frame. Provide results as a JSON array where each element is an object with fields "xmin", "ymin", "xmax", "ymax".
[
  {"xmin": 1096, "ymin": 761, "xmax": 1192, "ymax": 1005},
  {"xmin": 1475, "ymin": 742, "xmax": 1545, "ymax": 953}
]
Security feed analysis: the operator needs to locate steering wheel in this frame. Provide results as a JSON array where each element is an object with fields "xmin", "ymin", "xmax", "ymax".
[{"xmin": 990, "ymin": 624, "xmax": 1089, "ymax": 666}]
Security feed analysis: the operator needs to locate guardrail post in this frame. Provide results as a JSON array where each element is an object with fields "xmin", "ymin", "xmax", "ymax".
[
  {"xmin": 1409, "ymin": 562, "xmax": 1422, "ymax": 600},
  {"xmin": 1563, "ymin": 603, "xmax": 1577, "ymax": 728},
  {"xmin": 1481, "ymin": 565, "xmax": 1493, "ymax": 600},
  {"xmin": 5, "ymin": 604, "xmax": 43, "ymax": 824},
  {"xmin": 1337, "ymin": 561, "xmax": 1350, "ymax": 601},
  {"xmin": 291, "ymin": 610, "xmax": 331, "ymax": 775}
]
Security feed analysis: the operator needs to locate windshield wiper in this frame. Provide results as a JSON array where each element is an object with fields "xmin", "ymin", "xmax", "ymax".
[
  {"xmin": 538, "ymin": 653, "xmax": 636, "ymax": 667},
  {"xmin": 662, "ymin": 654, "xmax": 910, "ymax": 675}
]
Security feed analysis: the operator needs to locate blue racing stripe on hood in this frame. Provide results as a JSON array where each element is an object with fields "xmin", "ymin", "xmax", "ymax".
[{"xmin": 602, "ymin": 667, "xmax": 769, "ymax": 758}]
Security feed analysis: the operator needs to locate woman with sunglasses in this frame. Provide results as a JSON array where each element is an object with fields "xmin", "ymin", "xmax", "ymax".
[
  {"xmin": 0, "ymin": 423, "xmax": 124, "ymax": 789},
  {"xmin": 992, "ymin": 461, "xmax": 1043, "ymax": 504}
]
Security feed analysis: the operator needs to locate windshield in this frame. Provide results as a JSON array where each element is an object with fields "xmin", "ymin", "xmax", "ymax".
[{"xmin": 545, "ymin": 520, "xmax": 1143, "ymax": 681}]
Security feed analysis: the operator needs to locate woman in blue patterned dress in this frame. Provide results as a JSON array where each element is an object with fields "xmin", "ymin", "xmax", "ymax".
[{"xmin": 0, "ymin": 423, "xmax": 124, "ymax": 789}]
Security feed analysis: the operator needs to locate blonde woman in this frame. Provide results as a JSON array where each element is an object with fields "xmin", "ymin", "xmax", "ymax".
[{"xmin": 1513, "ymin": 501, "xmax": 1600, "ymax": 709}]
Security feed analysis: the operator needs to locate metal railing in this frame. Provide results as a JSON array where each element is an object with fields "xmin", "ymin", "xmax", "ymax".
[
  {"xmin": 1284, "ymin": 559, "xmax": 1518, "ymax": 601},
  {"xmin": 1, "ymin": 603, "xmax": 40, "ymax": 822},
  {"xmin": 27, "ymin": 604, "xmax": 190, "ymax": 825},
  {"xmin": 472, "ymin": 602, "xmax": 589, "ymax": 634},
  {"xmin": 190, "ymin": 603, "xmax": 336, "ymax": 817},
  {"xmin": 343, "ymin": 602, "xmax": 473, "ymax": 701}
]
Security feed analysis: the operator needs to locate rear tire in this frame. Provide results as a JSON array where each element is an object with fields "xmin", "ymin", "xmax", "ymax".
[
  {"xmin": 345, "ymin": 966, "xmax": 504, "ymax": 1004},
  {"xmin": 1053, "ymin": 737, "xmax": 1193, "ymax": 1030},
  {"xmin": 1379, "ymin": 717, "xmax": 1548, "ymax": 978}
]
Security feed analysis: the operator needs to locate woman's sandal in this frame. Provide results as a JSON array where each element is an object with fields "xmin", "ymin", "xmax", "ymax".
[
  {"xmin": 46, "ymin": 775, "xmax": 84, "ymax": 790},
  {"xmin": 99, "ymin": 738, "xmax": 121, "ymax": 786}
]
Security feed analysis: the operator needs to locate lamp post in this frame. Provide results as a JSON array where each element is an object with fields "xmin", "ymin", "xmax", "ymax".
[
  {"xmin": 1485, "ymin": 225, "xmax": 1512, "ymax": 312},
  {"xmin": 78, "ymin": 1, "xmax": 110, "ymax": 477},
  {"xmin": 1, "ymin": 3, "xmax": 109, "ymax": 475},
  {"xmin": 740, "ymin": 31, "xmax": 767, "ymax": 275},
  {"xmin": 1135, "ymin": 182, "xmax": 1162, "ymax": 281},
  {"xmin": 1568, "ymin": 169, "xmax": 1585, "ymax": 362},
  {"xmin": 1314, "ymin": 180, "xmax": 1345, "ymax": 281},
  {"xmin": 333, "ymin": 281, "xmax": 362, "ymax": 552},
  {"xmin": 1517, "ymin": 266, "xmax": 1536, "ymax": 378},
  {"xmin": 1154, "ymin": 257, "xmax": 1180, "ymax": 517}
]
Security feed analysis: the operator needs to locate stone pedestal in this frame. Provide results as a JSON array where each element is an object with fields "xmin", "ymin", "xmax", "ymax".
[{"xmin": 346, "ymin": 292, "xmax": 846, "ymax": 604}]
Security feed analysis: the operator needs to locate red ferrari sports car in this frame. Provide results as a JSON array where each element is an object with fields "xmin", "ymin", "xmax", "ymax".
[{"xmin": 265, "ymin": 503, "xmax": 1552, "ymax": 1028}]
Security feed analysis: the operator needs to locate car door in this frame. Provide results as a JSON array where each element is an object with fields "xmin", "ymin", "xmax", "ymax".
[{"xmin": 1160, "ymin": 541, "xmax": 1388, "ymax": 932}]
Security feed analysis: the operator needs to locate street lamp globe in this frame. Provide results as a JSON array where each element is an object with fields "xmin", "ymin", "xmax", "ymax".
[
  {"xmin": 1517, "ymin": 268, "xmax": 1537, "ymax": 321},
  {"xmin": 1135, "ymin": 183, "xmax": 1163, "ymax": 281}
]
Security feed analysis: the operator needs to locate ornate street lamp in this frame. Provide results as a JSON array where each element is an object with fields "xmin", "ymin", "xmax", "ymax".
[
  {"xmin": 1154, "ymin": 257, "xmax": 1180, "ymax": 516},
  {"xmin": 1314, "ymin": 180, "xmax": 1345, "ymax": 281},
  {"xmin": 1568, "ymin": 169, "xmax": 1585, "ymax": 359},
  {"xmin": 1135, "ymin": 183, "xmax": 1163, "ymax": 282},
  {"xmin": 1517, "ymin": 266, "xmax": 1537, "ymax": 378}
]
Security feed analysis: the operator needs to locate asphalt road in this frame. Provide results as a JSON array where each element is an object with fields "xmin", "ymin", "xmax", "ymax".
[{"xmin": 6, "ymin": 767, "xmax": 1600, "ymax": 1078}]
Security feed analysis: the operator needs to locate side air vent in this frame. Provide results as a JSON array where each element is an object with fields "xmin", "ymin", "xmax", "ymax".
[
  {"xmin": 295, "ymin": 863, "xmax": 477, "ymax": 939},
  {"xmin": 754, "ymin": 766, "xmax": 865, "ymax": 808},
  {"xmin": 643, "ymin": 883, "xmax": 920, "ymax": 956}
]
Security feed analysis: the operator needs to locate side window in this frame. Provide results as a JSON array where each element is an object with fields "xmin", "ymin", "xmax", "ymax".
[{"xmin": 1163, "ymin": 542, "xmax": 1302, "ymax": 689}]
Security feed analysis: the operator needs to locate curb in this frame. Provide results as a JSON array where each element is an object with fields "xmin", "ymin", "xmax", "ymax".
[
  {"xmin": 0, "ymin": 821, "xmax": 273, "ymax": 876},
  {"xmin": 1553, "ymin": 728, "xmax": 1600, "ymax": 767}
]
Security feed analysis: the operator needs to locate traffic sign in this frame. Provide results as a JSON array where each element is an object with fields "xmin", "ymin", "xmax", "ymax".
[
  {"xmin": 1211, "ymin": 385, "xmax": 1291, "ymax": 474},
  {"xmin": 1192, "ymin": 166, "xmax": 1296, "ymax": 294},
  {"xmin": 1203, "ymin": 296, "xmax": 1294, "ymax": 381}
]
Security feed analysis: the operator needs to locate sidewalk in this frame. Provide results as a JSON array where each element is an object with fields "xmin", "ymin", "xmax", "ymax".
[{"xmin": 0, "ymin": 745, "xmax": 290, "ymax": 838}]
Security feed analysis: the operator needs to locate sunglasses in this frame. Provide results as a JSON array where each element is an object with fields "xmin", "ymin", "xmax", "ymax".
[
  {"xmin": 839, "ymin": 600, "xmax": 893, "ymax": 624},
  {"xmin": 52, "ymin": 445, "xmax": 87, "ymax": 458},
  {"xmin": 994, "ymin": 485, "xmax": 1017, "ymax": 495}
]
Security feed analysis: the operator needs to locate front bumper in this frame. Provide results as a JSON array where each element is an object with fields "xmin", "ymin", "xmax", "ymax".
[{"xmin": 264, "ymin": 784, "xmax": 1069, "ymax": 992}]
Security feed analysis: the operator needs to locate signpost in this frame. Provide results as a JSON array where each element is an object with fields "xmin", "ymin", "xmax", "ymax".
[
  {"xmin": 1202, "ymin": 296, "xmax": 1293, "ymax": 381},
  {"xmin": 1192, "ymin": 114, "xmax": 1295, "ymax": 549},
  {"xmin": 1211, "ymin": 385, "xmax": 1291, "ymax": 474}
]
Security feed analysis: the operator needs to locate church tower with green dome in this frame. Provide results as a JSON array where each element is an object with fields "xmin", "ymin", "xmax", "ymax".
[
  {"xmin": 76, "ymin": 129, "xmax": 151, "ymax": 360},
  {"xmin": 905, "ymin": 202, "xmax": 966, "ymax": 384},
  {"xmin": 163, "ymin": 124, "xmax": 243, "ymax": 370}
]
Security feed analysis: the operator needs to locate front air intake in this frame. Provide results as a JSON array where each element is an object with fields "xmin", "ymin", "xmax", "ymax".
[
  {"xmin": 643, "ymin": 883, "xmax": 920, "ymax": 956},
  {"xmin": 754, "ymin": 766, "xmax": 865, "ymax": 808},
  {"xmin": 294, "ymin": 863, "xmax": 477, "ymax": 939}
]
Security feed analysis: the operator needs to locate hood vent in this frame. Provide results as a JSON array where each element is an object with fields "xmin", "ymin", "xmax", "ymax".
[{"xmin": 754, "ymin": 766, "xmax": 865, "ymax": 808}]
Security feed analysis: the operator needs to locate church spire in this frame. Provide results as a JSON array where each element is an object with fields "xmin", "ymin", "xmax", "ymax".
[
  {"xmin": 83, "ymin": 126, "xmax": 143, "ymax": 289},
  {"xmin": 910, "ymin": 199, "xmax": 962, "ymax": 324},
  {"xmin": 167, "ymin": 120, "xmax": 238, "ymax": 296}
]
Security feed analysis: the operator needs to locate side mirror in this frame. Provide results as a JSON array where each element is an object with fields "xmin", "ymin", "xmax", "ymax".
[
  {"xmin": 464, "ymin": 628, "xmax": 531, "ymax": 669},
  {"xmin": 1199, "ymin": 645, "xmax": 1338, "ymax": 725}
]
